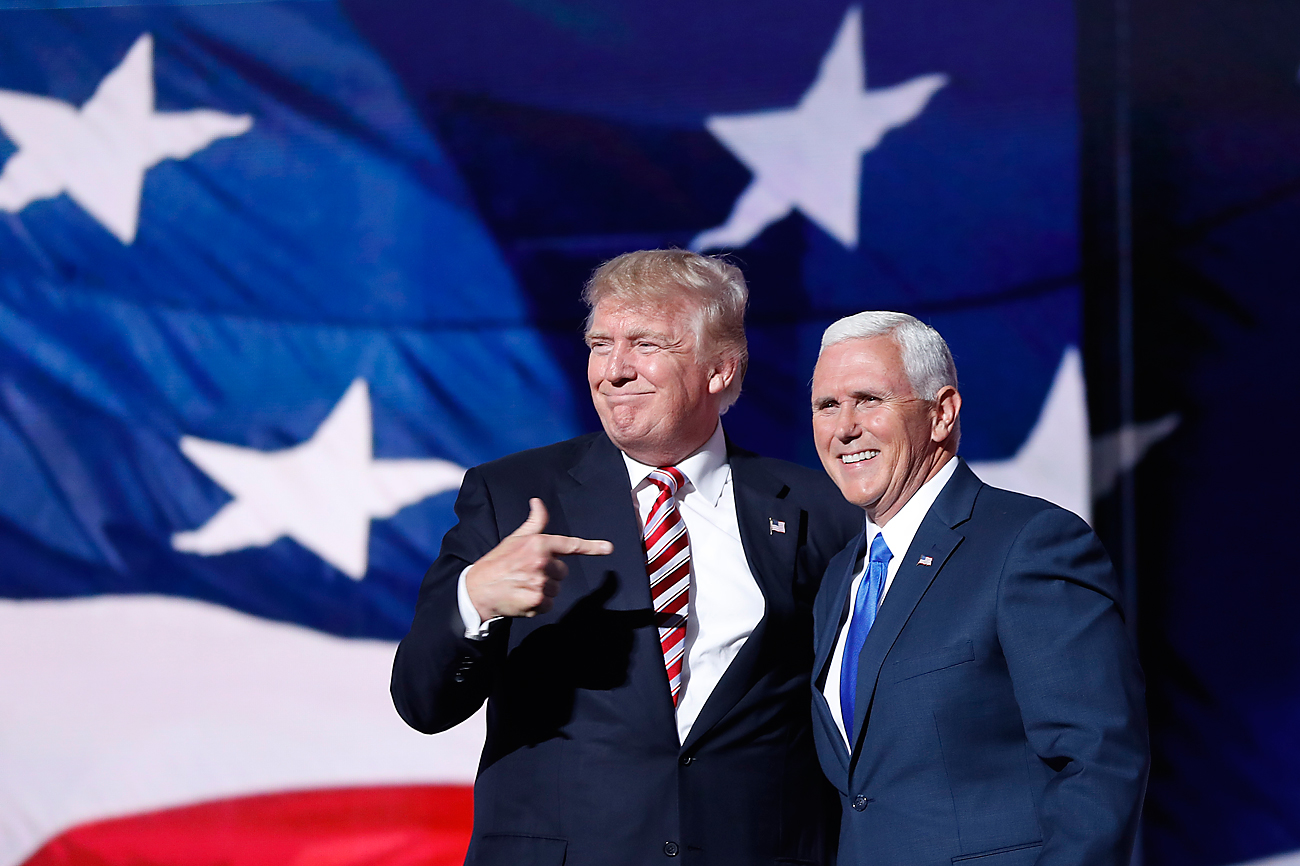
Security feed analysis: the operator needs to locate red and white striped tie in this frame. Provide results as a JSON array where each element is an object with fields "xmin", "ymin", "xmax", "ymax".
[{"xmin": 644, "ymin": 466, "xmax": 690, "ymax": 707}]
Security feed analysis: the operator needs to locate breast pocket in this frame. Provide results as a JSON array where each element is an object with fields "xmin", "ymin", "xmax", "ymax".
[{"xmin": 890, "ymin": 640, "xmax": 975, "ymax": 683}]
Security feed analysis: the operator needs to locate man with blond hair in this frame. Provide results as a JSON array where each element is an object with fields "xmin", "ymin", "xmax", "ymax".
[{"xmin": 393, "ymin": 250, "xmax": 859, "ymax": 866}]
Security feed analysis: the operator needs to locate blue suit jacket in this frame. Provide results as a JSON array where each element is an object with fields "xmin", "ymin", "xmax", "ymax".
[
  {"xmin": 392, "ymin": 431, "xmax": 861, "ymax": 866},
  {"xmin": 811, "ymin": 459, "xmax": 1148, "ymax": 866}
]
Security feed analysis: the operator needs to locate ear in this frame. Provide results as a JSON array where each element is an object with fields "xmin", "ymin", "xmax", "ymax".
[
  {"xmin": 707, "ymin": 354, "xmax": 740, "ymax": 396},
  {"xmin": 930, "ymin": 386, "xmax": 961, "ymax": 443}
]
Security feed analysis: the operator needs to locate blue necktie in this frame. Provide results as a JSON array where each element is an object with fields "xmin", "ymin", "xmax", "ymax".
[{"xmin": 840, "ymin": 533, "xmax": 892, "ymax": 743}]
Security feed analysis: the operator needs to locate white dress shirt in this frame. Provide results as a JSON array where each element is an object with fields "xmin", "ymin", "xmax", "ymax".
[
  {"xmin": 622, "ymin": 422, "xmax": 765, "ymax": 743},
  {"xmin": 458, "ymin": 422, "xmax": 764, "ymax": 744},
  {"xmin": 821, "ymin": 456, "xmax": 958, "ymax": 746}
]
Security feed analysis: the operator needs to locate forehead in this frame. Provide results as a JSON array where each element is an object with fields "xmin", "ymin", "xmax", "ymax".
[
  {"xmin": 812, "ymin": 336, "xmax": 912, "ymax": 395},
  {"xmin": 588, "ymin": 298, "xmax": 698, "ymax": 338}
]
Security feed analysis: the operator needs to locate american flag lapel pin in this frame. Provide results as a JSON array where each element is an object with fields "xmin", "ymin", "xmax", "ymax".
[
  {"xmin": 917, "ymin": 555, "xmax": 934, "ymax": 566},
  {"xmin": 769, "ymin": 518, "xmax": 786, "ymax": 535}
]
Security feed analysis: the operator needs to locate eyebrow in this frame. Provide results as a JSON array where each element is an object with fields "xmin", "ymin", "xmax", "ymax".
[
  {"xmin": 811, "ymin": 390, "xmax": 887, "ymax": 407},
  {"xmin": 586, "ymin": 326, "xmax": 677, "ymax": 344},
  {"xmin": 631, "ymin": 325, "xmax": 677, "ymax": 342}
]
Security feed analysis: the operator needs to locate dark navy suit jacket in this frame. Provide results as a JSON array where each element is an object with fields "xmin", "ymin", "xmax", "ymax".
[
  {"xmin": 811, "ymin": 459, "xmax": 1148, "ymax": 866},
  {"xmin": 392, "ymin": 431, "xmax": 861, "ymax": 866}
]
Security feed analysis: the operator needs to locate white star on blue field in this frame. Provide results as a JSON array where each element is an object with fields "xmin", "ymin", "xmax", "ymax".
[
  {"xmin": 0, "ymin": 33, "xmax": 251, "ymax": 243},
  {"xmin": 173, "ymin": 380, "xmax": 465, "ymax": 580},
  {"xmin": 693, "ymin": 6, "xmax": 947, "ymax": 251}
]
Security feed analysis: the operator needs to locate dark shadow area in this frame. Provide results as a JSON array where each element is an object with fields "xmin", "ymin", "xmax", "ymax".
[
  {"xmin": 1079, "ymin": 1, "xmax": 1300, "ymax": 863},
  {"xmin": 481, "ymin": 574, "xmax": 654, "ymax": 766}
]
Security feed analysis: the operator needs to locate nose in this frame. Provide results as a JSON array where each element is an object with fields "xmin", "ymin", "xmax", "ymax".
[
  {"xmin": 833, "ymin": 406, "xmax": 860, "ymax": 442},
  {"xmin": 605, "ymin": 343, "xmax": 635, "ymax": 384}
]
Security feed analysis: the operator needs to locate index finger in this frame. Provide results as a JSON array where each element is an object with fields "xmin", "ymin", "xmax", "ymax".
[{"xmin": 544, "ymin": 535, "xmax": 614, "ymax": 557}]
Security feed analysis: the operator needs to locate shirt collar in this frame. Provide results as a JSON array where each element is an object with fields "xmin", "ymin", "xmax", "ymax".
[
  {"xmin": 620, "ymin": 421, "xmax": 730, "ymax": 506},
  {"xmin": 865, "ymin": 456, "xmax": 958, "ymax": 560}
]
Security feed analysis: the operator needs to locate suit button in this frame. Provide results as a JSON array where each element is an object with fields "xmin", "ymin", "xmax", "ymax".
[
  {"xmin": 453, "ymin": 671, "xmax": 466, "ymax": 683},
  {"xmin": 663, "ymin": 841, "xmax": 679, "ymax": 857},
  {"xmin": 679, "ymin": 756, "xmax": 694, "ymax": 766},
  {"xmin": 851, "ymin": 795, "xmax": 869, "ymax": 811}
]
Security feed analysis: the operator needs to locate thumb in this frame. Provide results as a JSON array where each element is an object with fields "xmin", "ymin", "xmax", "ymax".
[{"xmin": 508, "ymin": 497, "xmax": 549, "ymax": 537}]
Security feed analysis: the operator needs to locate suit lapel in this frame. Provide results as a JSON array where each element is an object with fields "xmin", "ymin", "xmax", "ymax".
[
  {"xmin": 681, "ymin": 447, "xmax": 798, "ymax": 751},
  {"xmin": 810, "ymin": 535, "xmax": 864, "ymax": 779},
  {"xmin": 558, "ymin": 435, "xmax": 680, "ymax": 733},
  {"xmin": 847, "ymin": 527, "xmax": 961, "ymax": 752},
  {"xmin": 813, "ymin": 534, "xmax": 864, "ymax": 682},
  {"xmin": 848, "ymin": 459, "xmax": 981, "ymax": 757},
  {"xmin": 559, "ymin": 434, "xmax": 654, "ymax": 612}
]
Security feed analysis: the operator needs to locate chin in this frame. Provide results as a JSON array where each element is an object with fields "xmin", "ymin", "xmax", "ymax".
[
  {"xmin": 598, "ymin": 408, "xmax": 640, "ymax": 434},
  {"xmin": 837, "ymin": 485, "xmax": 878, "ymax": 510},
  {"xmin": 607, "ymin": 418, "xmax": 648, "ymax": 441},
  {"xmin": 602, "ymin": 420, "xmax": 651, "ymax": 450}
]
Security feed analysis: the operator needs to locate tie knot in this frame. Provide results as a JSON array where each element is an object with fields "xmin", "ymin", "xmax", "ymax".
[
  {"xmin": 869, "ymin": 532, "xmax": 892, "ymax": 565},
  {"xmin": 648, "ymin": 466, "xmax": 686, "ymax": 496}
]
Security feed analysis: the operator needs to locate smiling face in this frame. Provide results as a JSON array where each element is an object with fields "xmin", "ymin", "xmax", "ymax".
[
  {"xmin": 586, "ymin": 298, "xmax": 736, "ymax": 466},
  {"xmin": 811, "ymin": 335, "xmax": 960, "ymax": 524}
]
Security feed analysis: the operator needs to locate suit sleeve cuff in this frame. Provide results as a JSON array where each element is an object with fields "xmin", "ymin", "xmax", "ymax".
[{"xmin": 457, "ymin": 565, "xmax": 502, "ymax": 640}]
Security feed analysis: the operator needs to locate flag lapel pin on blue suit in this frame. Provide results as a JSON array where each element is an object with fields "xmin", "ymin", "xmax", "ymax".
[
  {"xmin": 769, "ymin": 518, "xmax": 786, "ymax": 535},
  {"xmin": 917, "ymin": 556, "xmax": 933, "ymax": 566}
]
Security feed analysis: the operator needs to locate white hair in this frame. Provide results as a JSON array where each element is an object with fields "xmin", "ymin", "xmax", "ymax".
[{"xmin": 819, "ymin": 311, "xmax": 958, "ymax": 400}]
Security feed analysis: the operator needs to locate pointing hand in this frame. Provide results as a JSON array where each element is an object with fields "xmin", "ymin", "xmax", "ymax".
[{"xmin": 465, "ymin": 498, "xmax": 614, "ymax": 620}]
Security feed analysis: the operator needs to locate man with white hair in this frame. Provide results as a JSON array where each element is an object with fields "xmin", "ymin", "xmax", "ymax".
[
  {"xmin": 393, "ymin": 250, "xmax": 860, "ymax": 866},
  {"xmin": 808, "ymin": 311, "xmax": 1148, "ymax": 866}
]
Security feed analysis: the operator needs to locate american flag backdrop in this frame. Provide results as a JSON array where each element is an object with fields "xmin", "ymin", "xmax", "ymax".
[{"xmin": 0, "ymin": 1, "xmax": 1200, "ymax": 864}]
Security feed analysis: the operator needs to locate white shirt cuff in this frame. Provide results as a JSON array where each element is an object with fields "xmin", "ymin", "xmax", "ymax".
[{"xmin": 457, "ymin": 565, "xmax": 501, "ymax": 640}]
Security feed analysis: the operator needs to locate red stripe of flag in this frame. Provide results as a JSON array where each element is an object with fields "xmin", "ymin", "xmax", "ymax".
[{"xmin": 21, "ymin": 785, "xmax": 474, "ymax": 866}]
